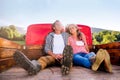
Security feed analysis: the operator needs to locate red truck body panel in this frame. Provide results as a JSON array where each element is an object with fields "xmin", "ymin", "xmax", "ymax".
[{"xmin": 26, "ymin": 24, "xmax": 92, "ymax": 46}]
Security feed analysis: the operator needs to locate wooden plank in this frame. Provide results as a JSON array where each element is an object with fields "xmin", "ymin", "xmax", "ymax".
[
  {"xmin": 20, "ymin": 48, "xmax": 45, "ymax": 60},
  {"xmin": 0, "ymin": 48, "xmax": 16, "ymax": 59},
  {"xmin": 0, "ymin": 45, "xmax": 44, "ymax": 73},
  {"xmin": 89, "ymin": 42, "xmax": 120, "ymax": 65},
  {"xmin": 0, "ymin": 58, "xmax": 15, "ymax": 72},
  {"xmin": 107, "ymin": 49, "xmax": 120, "ymax": 65},
  {"xmin": 0, "ymin": 38, "xmax": 21, "ymax": 49},
  {"xmin": 0, "ymin": 65, "xmax": 120, "ymax": 80},
  {"xmin": 94, "ymin": 42, "xmax": 120, "ymax": 49}
]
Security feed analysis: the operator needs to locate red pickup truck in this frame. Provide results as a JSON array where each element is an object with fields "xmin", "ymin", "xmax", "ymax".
[{"xmin": 0, "ymin": 24, "xmax": 120, "ymax": 80}]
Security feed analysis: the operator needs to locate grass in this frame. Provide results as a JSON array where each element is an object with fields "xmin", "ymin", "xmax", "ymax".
[{"xmin": 13, "ymin": 40, "xmax": 25, "ymax": 45}]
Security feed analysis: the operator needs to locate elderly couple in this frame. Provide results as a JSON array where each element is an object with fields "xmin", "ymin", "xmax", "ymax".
[{"xmin": 13, "ymin": 20, "xmax": 112, "ymax": 75}]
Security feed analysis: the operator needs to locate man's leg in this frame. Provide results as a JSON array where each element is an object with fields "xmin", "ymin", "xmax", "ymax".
[
  {"xmin": 61, "ymin": 45, "xmax": 73, "ymax": 75},
  {"xmin": 13, "ymin": 50, "xmax": 41, "ymax": 75},
  {"xmin": 37, "ymin": 56, "xmax": 55, "ymax": 69}
]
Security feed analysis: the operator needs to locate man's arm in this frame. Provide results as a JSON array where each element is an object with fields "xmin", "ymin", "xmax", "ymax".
[{"xmin": 44, "ymin": 34, "xmax": 62, "ymax": 59}]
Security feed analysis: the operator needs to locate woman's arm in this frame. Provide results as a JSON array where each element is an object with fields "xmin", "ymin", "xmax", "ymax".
[{"xmin": 81, "ymin": 32, "xmax": 89, "ymax": 52}]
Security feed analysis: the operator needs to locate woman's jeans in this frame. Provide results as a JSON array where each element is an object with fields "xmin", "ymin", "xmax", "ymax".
[{"xmin": 73, "ymin": 52, "xmax": 96, "ymax": 68}]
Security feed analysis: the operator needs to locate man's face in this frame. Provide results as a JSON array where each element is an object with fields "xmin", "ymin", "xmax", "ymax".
[{"xmin": 54, "ymin": 21, "xmax": 63, "ymax": 31}]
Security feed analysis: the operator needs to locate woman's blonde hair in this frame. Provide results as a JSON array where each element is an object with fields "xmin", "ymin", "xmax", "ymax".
[{"xmin": 66, "ymin": 24, "xmax": 82, "ymax": 40}]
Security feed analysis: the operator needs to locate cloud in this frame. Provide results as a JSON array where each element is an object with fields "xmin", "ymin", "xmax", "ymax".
[
  {"xmin": 0, "ymin": 20, "xmax": 11, "ymax": 26},
  {"xmin": 0, "ymin": 0, "xmax": 120, "ymax": 32}
]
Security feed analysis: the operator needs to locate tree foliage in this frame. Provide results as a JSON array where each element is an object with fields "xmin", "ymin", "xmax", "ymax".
[
  {"xmin": 93, "ymin": 30, "xmax": 120, "ymax": 45},
  {"xmin": 0, "ymin": 25, "xmax": 25, "ymax": 41}
]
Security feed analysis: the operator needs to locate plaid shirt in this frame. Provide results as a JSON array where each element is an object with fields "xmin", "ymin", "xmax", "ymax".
[{"xmin": 44, "ymin": 32, "xmax": 69, "ymax": 53}]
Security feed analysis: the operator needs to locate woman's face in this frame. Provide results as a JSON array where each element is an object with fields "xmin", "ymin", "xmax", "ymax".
[
  {"xmin": 54, "ymin": 21, "xmax": 63, "ymax": 31},
  {"xmin": 68, "ymin": 25, "xmax": 77, "ymax": 34}
]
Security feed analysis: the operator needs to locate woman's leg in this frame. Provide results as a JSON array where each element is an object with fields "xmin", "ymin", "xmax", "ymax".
[
  {"xmin": 92, "ymin": 49, "xmax": 105, "ymax": 71},
  {"xmin": 103, "ymin": 50, "xmax": 112, "ymax": 73},
  {"xmin": 73, "ymin": 53, "xmax": 91, "ymax": 68},
  {"xmin": 85, "ymin": 52, "xmax": 96, "ymax": 64},
  {"xmin": 84, "ymin": 52, "xmax": 96, "ymax": 59}
]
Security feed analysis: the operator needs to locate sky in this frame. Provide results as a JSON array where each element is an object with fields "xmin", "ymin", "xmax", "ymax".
[{"xmin": 0, "ymin": 0, "xmax": 120, "ymax": 31}]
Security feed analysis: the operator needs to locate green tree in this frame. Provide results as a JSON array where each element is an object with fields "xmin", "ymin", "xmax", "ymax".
[
  {"xmin": 101, "ymin": 34, "xmax": 116, "ymax": 44},
  {"xmin": 115, "ymin": 33, "xmax": 120, "ymax": 41},
  {"xmin": 0, "ymin": 27, "xmax": 9, "ymax": 39},
  {"xmin": 9, "ymin": 25, "xmax": 16, "ymax": 31},
  {"xmin": 95, "ymin": 34, "xmax": 103, "ymax": 43},
  {"xmin": 92, "ymin": 30, "xmax": 120, "ymax": 45},
  {"xmin": 0, "ymin": 25, "xmax": 25, "ymax": 41}
]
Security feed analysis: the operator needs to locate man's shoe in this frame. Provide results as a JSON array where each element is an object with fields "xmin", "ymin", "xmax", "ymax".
[
  {"xmin": 13, "ymin": 50, "xmax": 41, "ymax": 75},
  {"xmin": 92, "ymin": 49, "xmax": 105, "ymax": 71},
  {"xmin": 103, "ymin": 50, "xmax": 112, "ymax": 73},
  {"xmin": 61, "ymin": 45, "xmax": 73, "ymax": 75}
]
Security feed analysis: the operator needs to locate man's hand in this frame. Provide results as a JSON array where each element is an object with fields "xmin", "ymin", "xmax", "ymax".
[
  {"xmin": 47, "ymin": 51, "xmax": 63, "ymax": 60},
  {"xmin": 54, "ymin": 54, "xmax": 63, "ymax": 59}
]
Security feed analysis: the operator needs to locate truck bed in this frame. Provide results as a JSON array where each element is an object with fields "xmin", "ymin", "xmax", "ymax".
[{"xmin": 0, "ymin": 65, "xmax": 120, "ymax": 80}]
